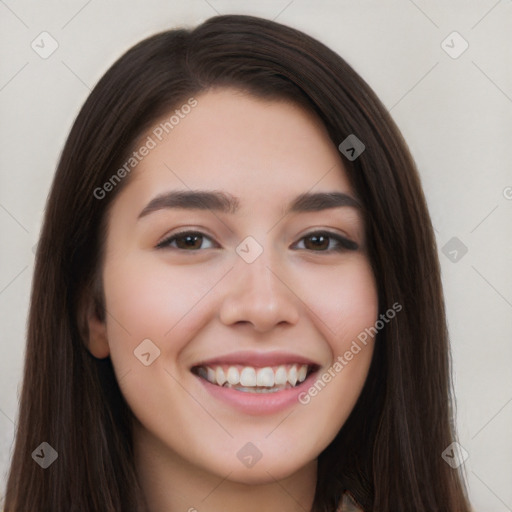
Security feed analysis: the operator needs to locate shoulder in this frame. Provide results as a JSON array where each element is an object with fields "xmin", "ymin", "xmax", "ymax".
[{"xmin": 336, "ymin": 490, "xmax": 366, "ymax": 512}]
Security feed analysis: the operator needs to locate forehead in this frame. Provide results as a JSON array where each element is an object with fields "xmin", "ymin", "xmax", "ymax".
[{"xmin": 121, "ymin": 87, "xmax": 354, "ymax": 209}]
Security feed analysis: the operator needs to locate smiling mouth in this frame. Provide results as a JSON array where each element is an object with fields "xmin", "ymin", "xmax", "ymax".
[{"xmin": 191, "ymin": 363, "xmax": 319, "ymax": 393}]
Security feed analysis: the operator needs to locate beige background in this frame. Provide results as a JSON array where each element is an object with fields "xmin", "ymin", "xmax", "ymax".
[{"xmin": 1, "ymin": 1, "xmax": 511, "ymax": 510}]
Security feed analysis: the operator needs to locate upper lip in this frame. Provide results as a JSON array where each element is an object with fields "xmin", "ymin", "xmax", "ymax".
[{"xmin": 191, "ymin": 350, "xmax": 321, "ymax": 369}]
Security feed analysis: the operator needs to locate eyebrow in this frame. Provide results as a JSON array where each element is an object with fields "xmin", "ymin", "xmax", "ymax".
[{"xmin": 137, "ymin": 189, "xmax": 362, "ymax": 219}]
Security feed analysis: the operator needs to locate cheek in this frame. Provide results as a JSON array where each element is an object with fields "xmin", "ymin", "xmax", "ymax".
[
  {"xmin": 101, "ymin": 253, "xmax": 225, "ymax": 360},
  {"xmin": 100, "ymin": 254, "xmax": 219, "ymax": 422},
  {"xmin": 300, "ymin": 258, "xmax": 378, "ymax": 342},
  {"xmin": 297, "ymin": 259, "xmax": 378, "ymax": 409}
]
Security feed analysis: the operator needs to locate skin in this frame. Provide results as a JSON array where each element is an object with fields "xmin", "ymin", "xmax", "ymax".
[{"xmin": 87, "ymin": 87, "xmax": 378, "ymax": 512}]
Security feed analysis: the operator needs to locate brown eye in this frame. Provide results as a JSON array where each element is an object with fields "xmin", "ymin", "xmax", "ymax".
[
  {"xmin": 295, "ymin": 231, "xmax": 358, "ymax": 252},
  {"xmin": 303, "ymin": 233, "xmax": 329, "ymax": 251},
  {"xmin": 157, "ymin": 231, "xmax": 216, "ymax": 250}
]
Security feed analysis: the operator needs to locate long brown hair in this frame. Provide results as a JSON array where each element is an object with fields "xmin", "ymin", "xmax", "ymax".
[{"xmin": 4, "ymin": 14, "xmax": 472, "ymax": 512}]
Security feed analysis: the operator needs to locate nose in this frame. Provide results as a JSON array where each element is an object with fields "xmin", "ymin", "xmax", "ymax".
[{"xmin": 218, "ymin": 247, "xmax": 300, "ymax": 333}]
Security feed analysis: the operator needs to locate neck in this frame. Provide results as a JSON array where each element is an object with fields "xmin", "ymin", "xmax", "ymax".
[{"xmin": 133, "ymin": 422, "xmax": 317, "ymax": 512}]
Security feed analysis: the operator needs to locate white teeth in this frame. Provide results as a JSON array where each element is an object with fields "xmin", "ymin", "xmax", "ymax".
[
  {"xmin": 274, "ymin": 366, "xmax": 287, "ymax": 386},
  {"xmin": 216, "ymin": 367, "xmax": 227, "ymax": 386},
  {"xmin": 197, "ymin": 363, "xmax": 311, "ymax": 390},
  {"xmin": 288, "ymin": 364, "xmax": 298, "ymax": 386},
  {"xmin": 256, "ymin": 367, "xmax": 275, "ymax": 387},
  {"xmin": 240, "ymin": 367, "xmax": 257, "ymax": 386},
  {"xmin": 226, "ymin": 367, "xmax": 240, "ymax": 385},
  {"xmin": 297, "ymin": 364, "xmax": 308, "ymax": 383}
]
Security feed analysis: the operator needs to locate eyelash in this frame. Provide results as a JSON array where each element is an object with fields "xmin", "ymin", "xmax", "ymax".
[{"xmin": 156, "ymin": 230, "xmax": 358, "ymax": 253}]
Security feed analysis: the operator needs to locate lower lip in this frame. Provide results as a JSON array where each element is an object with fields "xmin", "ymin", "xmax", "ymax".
[{"xmin": 194, "ymin": 371, "xmax": 318, "ymax": 416}]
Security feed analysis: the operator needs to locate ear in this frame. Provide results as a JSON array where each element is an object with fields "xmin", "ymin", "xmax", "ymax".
[{"xmin": 82, "ymin": 293, "xmax": 110, "ymax": 359}]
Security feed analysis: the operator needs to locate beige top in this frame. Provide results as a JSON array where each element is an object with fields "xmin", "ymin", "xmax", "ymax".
[{"xmin": 336, "ymin": 491, "xmax": 365, "ymax": 512}]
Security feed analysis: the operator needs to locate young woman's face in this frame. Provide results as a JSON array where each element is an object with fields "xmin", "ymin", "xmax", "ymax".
[{"xmin": 88, "ymin": 87, "xmax": 378, "ymax": 483}]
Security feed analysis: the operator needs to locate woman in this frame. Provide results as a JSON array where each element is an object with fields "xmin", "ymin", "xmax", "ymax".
[{"xmin": 3, "ymin": 14, "xmax": 472, "ymax": 512}]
